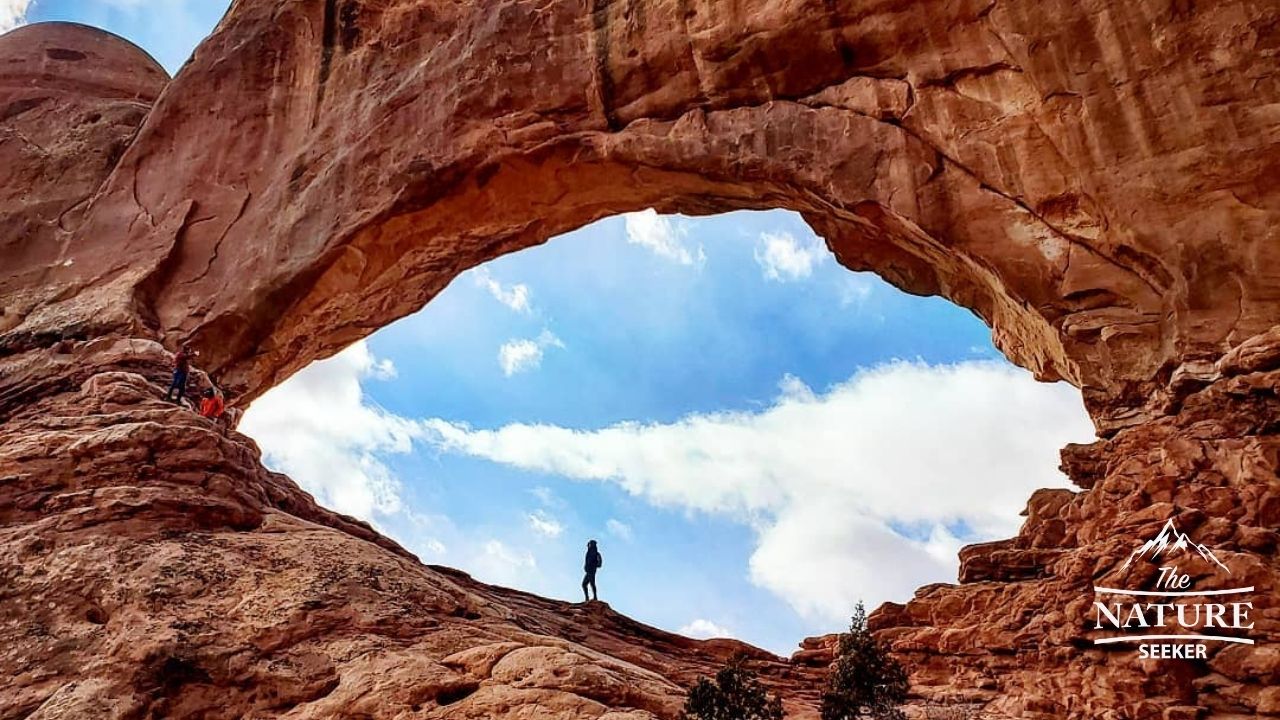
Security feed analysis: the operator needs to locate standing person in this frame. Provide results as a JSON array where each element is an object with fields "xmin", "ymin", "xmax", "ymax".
[
  {"xmin": 582, "ymin": 539, "xmax": 602, "ymax": 602},
  {"xmin": 165, "ymin": 344, "xmax": 197, "ymax": 404}
]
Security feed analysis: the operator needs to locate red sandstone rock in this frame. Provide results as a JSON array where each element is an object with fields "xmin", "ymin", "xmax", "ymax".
[
  {"xmin": 1, "ymin": 1, "xmax": 1276, "ymax": 432},
  {"xmin": 1, "ymin": 2, "xmax": 1279, "ymax": 718},
  {"xmin": 0, "ymin": 23, "xmax": 167, "ymax": 344},
  {"xmin": 0, "ymin": 342, "xmax": 826, "ymax": 719}
]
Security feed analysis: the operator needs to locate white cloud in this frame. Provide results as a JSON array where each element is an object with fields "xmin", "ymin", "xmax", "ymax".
[
  {"xmin": 0, "ymin": 0, "xmax": 31, "ymax": 34},
  {"xmin": 755, "ymin": 231, "xmax": 827, "ymax": 281},
  {"xmin": 679, "ymin": 619, "xmax": 736, "ymax": 639},
  {"xmin": 623, "ymin": 209, "xmax": 705, "ymax": 266},
  {"xmin": 421, "ymin": 361, "xmax": 1094, "ymax": 621},
  {"xmin": 776, "ymin": 373, "xmax": 817, "ymax": 402},
  {"xmin": 605, "ymin": 518, "xmax": 633, "ymax": 542},
  {"xmin": 400, "ymin": 510, "xmax": 451, "ymax": 559},
  {"xmin": 371, "ymin": 357, "xmax": 397, "ymax": 380},
  {"xmin": 528, "ymin": 509, "xmax": 565, "ymax": 538},
  {"xmin": 840, "ymin": 274, "xmax": 877, "ymax": 308},
  {"xmin": 240, "ymin": 341, "xmax": 416, "ymax": 521},
  {"xmin": 530, "ymin": 485, "xmax": 557, "ymax": 506},
  {"xmin": 498, "ymin": 329, "xmax": 564, "ymax": 376},
  {"xmin": 239, "ymin": 343, "xmax": 562, "ymax": 596},
  {"xmin": 474, "ymin": 268, "xmax": 532, "ymax": 313},
  {"xmin": 476, "ymin": 539, "xmax": 538, "ymax": 587},
  {"xmin": 398, "ymin": 508, "xmax": 555, "ymax": 592},
  {"xmin": 243, "ymin": 342, "xmax": 1093, "ymax": 625}
]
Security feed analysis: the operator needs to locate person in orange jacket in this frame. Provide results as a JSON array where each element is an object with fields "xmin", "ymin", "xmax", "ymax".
[{"xmin": 198, "ymin": 388, "xmax": 225, "ymax": 420}]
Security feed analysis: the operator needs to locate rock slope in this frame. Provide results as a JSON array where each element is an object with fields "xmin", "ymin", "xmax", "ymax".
[{"xmin": 0, "ymin": 340, "xmax": 825, "ymax": 719}]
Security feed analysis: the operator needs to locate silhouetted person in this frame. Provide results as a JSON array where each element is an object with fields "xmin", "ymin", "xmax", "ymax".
[
  {"xmin": 165, "ymin": 344, "xmax": 197, "ymax": 404},
  {"xmin": 582, "ymin": 539, "xmax": 602, "ymax": 602}
]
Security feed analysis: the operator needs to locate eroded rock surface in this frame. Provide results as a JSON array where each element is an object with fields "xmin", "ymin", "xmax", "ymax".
[
  {"xmin": 0, "ymin": 341, "xmax": 825, "ymax": 719},
  {"xmin": 0, "ymin": 23, "xmax": 167, "ymax": 343},
  {"xmin": 0, "ymin": 0, "xmax": 1274, "ymax": 429},
  {"xmin": 1, "ymin": 2, "xmax": 1279, "ymax": 718}
]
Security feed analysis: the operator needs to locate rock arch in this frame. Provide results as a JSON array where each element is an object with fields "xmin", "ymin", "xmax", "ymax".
[
  {"xmin": 1, "ymin": 1, "xmax": 1278, "ymax": 717},
  {"xmin": 7, "ymin": 0, "xmax": 1277, "ymax": 428}
]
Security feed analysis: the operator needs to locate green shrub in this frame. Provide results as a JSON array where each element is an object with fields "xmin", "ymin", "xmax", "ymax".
[
  {"xmin": 680, "ymin": 655, "xmax": 784, "ymax": 720},
  {"xmin": 821, "ymin": 602, "xmax": 909, "ymax": 720}
]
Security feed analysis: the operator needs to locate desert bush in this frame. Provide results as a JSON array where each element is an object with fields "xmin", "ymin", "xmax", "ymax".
[
  {"xmin": 821, "ymin": 601, "xmax": 908, "ymax": 720},
  {"xmin": 680, "ymin": 654, "xmax": 784, "ymax": 720}
]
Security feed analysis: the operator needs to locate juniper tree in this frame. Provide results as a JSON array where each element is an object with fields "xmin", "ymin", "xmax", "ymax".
[
  {"xmin": 822, "ymin": 602, "xmax": 908, "ymax": 720},
  {"xmin": 680, "ymin": 654, "xmax": 784, "ymax": 720}
]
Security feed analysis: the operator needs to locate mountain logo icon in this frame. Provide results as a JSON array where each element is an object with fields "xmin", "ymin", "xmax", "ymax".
[{"xmin": 1121, "ymin": 519, "xmax": 1230, "ymax": 574}]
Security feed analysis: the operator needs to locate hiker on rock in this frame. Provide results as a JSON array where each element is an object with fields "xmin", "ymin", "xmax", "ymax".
[
  {"xmin": 582, "ymin": 539, "xmax": 602, "ymax": 602},
  {"xmin": 165, "ymin": 344, "xmax": 197, "ymax": 404},
  {"xmin": 198, "ymin": 387, "xmax": 225, "ymax": 421}
]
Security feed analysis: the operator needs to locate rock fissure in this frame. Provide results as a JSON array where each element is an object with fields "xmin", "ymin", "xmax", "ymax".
[{"xmin": 181, "ymin": 188, "xmax": 253, "ymax": 288}]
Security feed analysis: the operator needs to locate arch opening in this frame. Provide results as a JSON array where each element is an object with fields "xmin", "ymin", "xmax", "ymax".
[
  {"xmin": 203, "ymin": 145, "xmax": 1098, "ymax": 415},
  {"xmin": 238, "ymin": 208, "xmax": 1096, "ymax": 654},
  {"xmin": 16, "ymin": 0, "xmax": 1240, "ymax": 435}
]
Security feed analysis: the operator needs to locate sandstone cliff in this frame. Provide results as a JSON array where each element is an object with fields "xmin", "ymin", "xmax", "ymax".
[{"xmin": 0, "ymin": 339, "xmax": 825, "ymax": 719}]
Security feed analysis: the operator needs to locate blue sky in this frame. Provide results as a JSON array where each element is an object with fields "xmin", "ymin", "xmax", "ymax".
[
  {"xmin": 238, "ymin": 211, "xmax": 1094, "ymax": 653},
  {"xmin": 4, "ymin": 3, "xmax": 1096, "ymax": 654},
  {"xmin": 15, "ymin": 1, "xmax": 228, "ymax": 72}
]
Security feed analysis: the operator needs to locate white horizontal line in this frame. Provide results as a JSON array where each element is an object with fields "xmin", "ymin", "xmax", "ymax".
[
  {"xmin": 1093, "ymin": 586, "xmax": 1254, "ymax": 597},
  {"xmin": 1094, "ymin": 634, "xmax": 1254, "ymax": 645}
]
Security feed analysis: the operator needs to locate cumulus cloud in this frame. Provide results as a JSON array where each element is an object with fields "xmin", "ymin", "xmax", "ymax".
[
  {"xmin": 606, "ymin": 518, "xmax": 634, "ymax": 542},
  {"xmin": 499, "ymin": 329, "xmax": 564, "ymax": 376},
  {"xmin": 474, "ymin": 268, "xmax": 532, "ymax": 313},
  {"xmin": 241, "ymin": 342, "xmax": 553, "ymax": 592},
  {"xmin": 421, "ymin": 361, "xmax": 1094, "ymax": 621},
  {"xmin": 755, "ymin": 231, "xmax": 828, "ymax": 281},
  {"xmin": 623, "ymin": 209, "xmax": 705, "ymax": 266},
  {"xmin": 528, "ymin": 509, "xmax": 566, "ymax": 538},
  {"xmin": 475, "ymin": 539, "xmax": 538, "ymax": 587},
  {"xmin": 0, "ymin": 0, "xmax": 31, "ymax": 34},
  {"xmin": 679, "ymin": 619, "xmax": 736, "ymax": 639},
  {"xmin": 240, "ymin": 341, "xmax": 416, "ymax": 521},
  {"xmin": 243, "ymin": 342, "xmax": 1093, "ymax": 623}
]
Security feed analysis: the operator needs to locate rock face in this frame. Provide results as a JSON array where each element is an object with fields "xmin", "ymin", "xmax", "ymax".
[
  {"xmin": 0, "ymin": 339, "xmax": 824, "ymax": 719},
  {"xmin": 2, "ymin": 0, "xmax": 1276, "ymax": 431},
  {"xmin": 0, "ymin": 2, "xmax": 1278, "ymax": 718},
  {"xmin": 0, "ymin": 23, "xmax": 167, "ymax": 342}
]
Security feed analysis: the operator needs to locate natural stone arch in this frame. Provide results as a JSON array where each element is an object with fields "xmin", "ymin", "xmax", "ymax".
[
  {"xmin": 5, "ymin": 0, "xmax": 1276, "ymax": 432},
  {"xmin": 1, "ymin": 3, "xmax": 1279, "ymax": 717}
]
